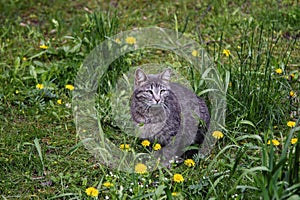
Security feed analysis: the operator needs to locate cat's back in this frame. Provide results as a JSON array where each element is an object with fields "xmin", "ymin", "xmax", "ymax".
[
  {"xmin": 169, "ymin": 82, "xmax": 197, "ymax": 99},
  {"xmin": 169, "ymin": 82, "xmax": 209, "ymax": 126}
]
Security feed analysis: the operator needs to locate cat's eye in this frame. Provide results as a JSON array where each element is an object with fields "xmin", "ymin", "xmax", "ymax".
[
  {"xmin": 160, "ymin": 89, "xmax": 166, "ymax": 94},
  {"xmin": 146, "ymin": 90, "xmax": 153, "ymax": 94}
]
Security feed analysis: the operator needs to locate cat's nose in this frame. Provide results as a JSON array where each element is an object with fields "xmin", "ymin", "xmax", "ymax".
[{"xmin": 155, "ymin": 99, "xmax": 160, "ymax": 103}]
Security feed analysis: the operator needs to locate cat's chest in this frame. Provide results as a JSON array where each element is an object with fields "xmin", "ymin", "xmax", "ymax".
[
  {"xmin": 138, "ymin": 106, "xmax": 168, "ymax": 138},
  {"xmin": 138, "ymin": 122, "xmax": 165, "ymax": 138},
  {"xmin": 146, "ymin": 106, "xmax": 167, "ymax": 122}
]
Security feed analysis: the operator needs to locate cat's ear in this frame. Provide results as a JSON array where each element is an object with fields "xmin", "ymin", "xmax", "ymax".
[
  {"xmin": 160, "ymin": 68, "xmax": 172, "ymax": 82},
  {"xmin": 135, "ymin": 68, "xmax": 147, "ymax": 86}
]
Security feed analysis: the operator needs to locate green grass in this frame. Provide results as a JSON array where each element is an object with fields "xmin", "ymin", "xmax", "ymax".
[{"xmin": 0, "ymin": 0, "xmax": 299, "ymax": 199}]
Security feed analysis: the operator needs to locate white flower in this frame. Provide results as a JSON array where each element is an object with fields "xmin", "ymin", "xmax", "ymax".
[{"xmin": 65, "ymin": 103, "xmax": 71, "ymax": 108}]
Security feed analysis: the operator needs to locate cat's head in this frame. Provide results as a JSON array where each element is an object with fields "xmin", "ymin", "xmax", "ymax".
[{"xmin": 134, "ymin": 68, "xmax": 171, "ymax": 106}]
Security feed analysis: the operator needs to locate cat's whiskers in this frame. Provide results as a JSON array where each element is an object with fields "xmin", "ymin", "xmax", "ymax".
[
  {"xmin": 145, "ymin": 104, "xmax": 151, "ymax": 112},
  {"xmin": 162, "ymin": 103, "xmax": 170, "ymax": 114}
]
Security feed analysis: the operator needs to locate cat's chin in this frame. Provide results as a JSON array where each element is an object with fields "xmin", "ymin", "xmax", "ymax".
[{"xmin": 150, "ymin": 104, "xmax": 162, "ymax": 108}]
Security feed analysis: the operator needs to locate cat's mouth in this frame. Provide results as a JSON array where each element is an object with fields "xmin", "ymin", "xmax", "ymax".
[{"xmin": 146, "ymin": 101, "xmax": 163, "ymax": 107}]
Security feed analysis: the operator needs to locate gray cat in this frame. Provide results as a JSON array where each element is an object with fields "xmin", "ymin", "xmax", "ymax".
[{"xmin": 130, "ymin": 68, "xmax": 210, "ymax": 165}]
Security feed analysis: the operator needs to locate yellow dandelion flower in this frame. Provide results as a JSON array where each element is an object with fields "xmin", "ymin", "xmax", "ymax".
[
  {"xmin": 125, "ymin": 36, "xmax": 136, "ymax": 45},
  {"xmin": 120, "ymin": 144, "xmax": 130, "ymax": 150},
  {"xmin": 153, "ymin": 143, "xmax": 161, "ymax": 151},
  {"xmin": 15, "ymin": 90, "xmax": 19, "ymax": 94},
  {"xmin": 36, "ymin": 83, "xmax": 44, "ymax": 89},
  {"xmin": 290, "ymin": 91, "xmax": 296, "ymax": 97},
  {"xmin": 287, "ymin": 121, "xmax": 296, "ymax": 128},
  {"xmin": 135, "ymin": 163, "xmax": 147, "ymax": 174},
  {"xmin": 103, "ymin": 182, "xmax": 113, "ymax": 187},
  {"xmin": 272, "ymin": 139, "xmax": 280, "ymax": 146},
  {"xmin": 115, "ymin": 38, "xmax": 121, "ymax": 44},
  {"xmin": 267, "ymin": 139, "xmax": 280, "ymax": 146},
  {"xmin": 223, "ymin": 49, "xmax": 231, "ymax": 57},
  {"xmin": 57, "ymin": 99, "xmax": 62, "ymax": 105},
  {"xmin": 290, "ymin": 74, "xmax": 295, "ymax": 79},
  {"xmin": 22, "ymin": 57, "xmax": 27, "ymax": 61},
  {"xmin": 212, "ymin": 130, "xmax": 224, "ymax": 139},
  {"xmin": 192, "ymin": 50, "xmax": 199, "ymax": 57},
  {"xmin": 172, "ymin": 192, "xmax": 178, "ymax": 196},
  {"xmin": 173, "ymin": 173, "xmax": 184, "ymax": 183},
  {"xmin": 85, "ymin": 187, "xmax": 99, "ymax": 197},
  {"xmin": 65, "ymin": 84, "xmax": 74, "ymax": 91},
  {"xmin": 141, "ymin": 140, "xmax": 150, "ymax": 147},
  {"xmin": 291, "ymin": 138, "xmax": 298, "ymax": 145},
  {"xmin": 39, "ymin": 44, "xmax": 49, "ymax": 49},
  {"xmin": 275, "ymin": 68, "xmax": 283, "ymax": 74},
  {"xmin": 184, "ymin": 159, "xmax": 195, "ymax": 167}
]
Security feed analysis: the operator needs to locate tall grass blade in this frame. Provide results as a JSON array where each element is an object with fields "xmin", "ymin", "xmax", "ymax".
[{"xmin": 33, "ymin": 138, "xmax": 45, "ymax": 172}]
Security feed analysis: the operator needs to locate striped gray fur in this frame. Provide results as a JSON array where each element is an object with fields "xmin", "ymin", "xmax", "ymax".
[{"xmin": 130, "ymin": 68, "xmax": 210, "ymax": 164}]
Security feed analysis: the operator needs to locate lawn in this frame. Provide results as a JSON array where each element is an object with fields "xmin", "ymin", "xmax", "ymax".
[{"xmin": 0, "ymin": 0, "xmax": 299, "ymax": 199}]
